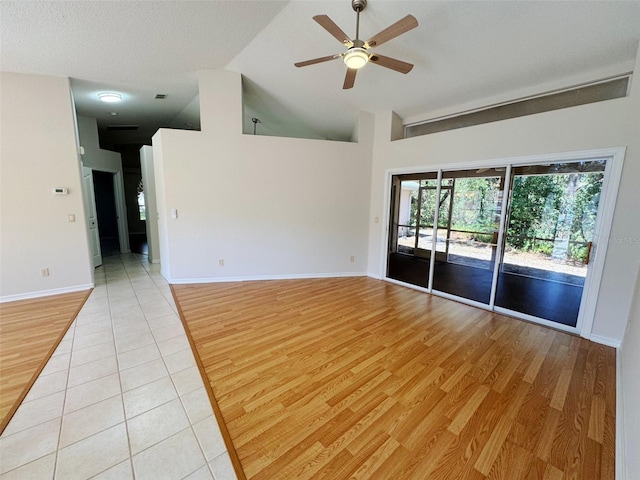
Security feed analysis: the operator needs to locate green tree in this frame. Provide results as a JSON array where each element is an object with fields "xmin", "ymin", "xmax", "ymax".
[{"xmin": 507, "ymin": 175, "xmax": 563, "ymax": 250}]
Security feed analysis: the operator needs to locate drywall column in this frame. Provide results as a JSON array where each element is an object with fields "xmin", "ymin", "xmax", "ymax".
[
  {"xmin": 618, "ymin": 40, "xmax": 640, "ymax": 480},
  {"xmin": 621, "ymin": 268, "xmax": 640, "ymax": 480},
  {"xmin": 198, "ymin": 69, "xmax": 242, "ymax": 136},
  {"xmin": 140, "ymin": 146, "xmax": 160, "ymax": 263},
  {"xmin": 0, "ymin": 73, "xmax": 92, "ymax": 300}
]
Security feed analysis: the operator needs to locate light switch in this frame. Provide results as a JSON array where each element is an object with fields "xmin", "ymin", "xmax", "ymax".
[
  {"xmin": 171, "ymin": 209, "xmax": 178, "ymax": 219},
  {"xmin": 68, "ymin": 214, "xmax": 76, "ymax": 222}
]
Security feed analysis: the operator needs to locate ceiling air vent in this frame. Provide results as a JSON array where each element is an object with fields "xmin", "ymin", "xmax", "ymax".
[
  {"xmin": 405, "ymin": 74, "xmax": 631, "ymax": 138},
  {"xmin": 107, "ymin": 125, "xmax": 139, "ymax": 131},
  {"xmin": 155, "ymin": 94, "xmax": 167, "ymax": 99}
]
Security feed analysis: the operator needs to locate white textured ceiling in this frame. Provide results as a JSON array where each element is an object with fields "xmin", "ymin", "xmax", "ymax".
[{"xmin": 2, "ymin": 0, "xmax": 639, "ymax": 146}]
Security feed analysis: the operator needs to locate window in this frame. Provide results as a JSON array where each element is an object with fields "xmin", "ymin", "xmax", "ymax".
[{"xmin": 137, "ymin": 179, "xmax": 146, "ymax": 221}]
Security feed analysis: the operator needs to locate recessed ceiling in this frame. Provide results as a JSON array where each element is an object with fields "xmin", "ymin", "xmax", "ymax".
[{"xmin": 2, "ymin": 1, "xmax": 639, "ymax": 147}]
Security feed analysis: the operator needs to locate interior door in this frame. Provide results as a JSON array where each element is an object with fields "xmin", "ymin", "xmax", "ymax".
[{"xmin": 82, "ymin": 166, "xmax": 102, "ymax": 268}]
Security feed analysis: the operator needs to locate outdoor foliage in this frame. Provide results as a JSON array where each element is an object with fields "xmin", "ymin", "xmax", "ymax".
[
  {"xmin": 406, "ymin": 170, "xmax": 603, "ymax": 262},
  {"xmin": 508, "ymin": 173, "xmax": 602, "ymax": 262}
]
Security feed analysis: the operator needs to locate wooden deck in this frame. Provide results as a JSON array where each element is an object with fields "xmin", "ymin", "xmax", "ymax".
[
  {"xmin": 0, "ymin": 290, "xmax": 90, "ymax": 433},
  {"xmin": 173, "ymin": 277, "xmax": 615, "ymax": 480}
]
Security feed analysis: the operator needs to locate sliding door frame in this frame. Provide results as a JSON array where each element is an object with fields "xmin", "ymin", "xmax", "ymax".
[{"xmin": 380, "ymin": 147, "xmax": 626, "ymax": 339}]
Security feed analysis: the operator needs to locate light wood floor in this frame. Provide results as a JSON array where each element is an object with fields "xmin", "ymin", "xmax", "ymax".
[
  {"xmin": 0, "ymin": 290, "xmax": 90, "ymax": 433},
  {"xmin": 172, "ymin": 277, "xmax": 615, "ymax": 480}
]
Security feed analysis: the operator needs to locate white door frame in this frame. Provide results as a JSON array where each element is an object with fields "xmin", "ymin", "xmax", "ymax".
[
  {"xmin": 82, "ymin": 166, "xmax": 102, "ymax": 268},
  {"xmin": 82, "ymin": 164, "xmax": 131, "ymax": 255},
  {"xmin": 380, "ymin": 146, "xmax": 626, "ymax": 340}
]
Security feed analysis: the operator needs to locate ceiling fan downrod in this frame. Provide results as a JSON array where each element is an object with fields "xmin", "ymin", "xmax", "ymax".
[{"xmin": 352, "ymin": 0, "xmax": 366, "ymax": 40}]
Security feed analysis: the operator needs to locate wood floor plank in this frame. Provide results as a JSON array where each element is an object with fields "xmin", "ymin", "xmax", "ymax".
[
  {"xmin": 0, "ymin": 290, "xmax": 90, "ymax": 433},
  {"xmin": 172, "ymin": 277, "xmax": 616, "ymax": 480}
]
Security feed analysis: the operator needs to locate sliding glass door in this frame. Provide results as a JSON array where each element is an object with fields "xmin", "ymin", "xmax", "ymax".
[
  {"xmin": 495, "ymin": 160, "xmax": 605, "ymax": 326},
  {"xmin": 386, "ymin": 156, "xmax": 610, "ymax": 331},
  {"xmin": 432, "ymin": 169, "xmax": 505, "ymax": 304}
]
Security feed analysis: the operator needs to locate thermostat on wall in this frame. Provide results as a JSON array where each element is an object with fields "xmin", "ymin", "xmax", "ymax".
[{"xmin": 53, "ymin": 188, "xmax": 68, "ymax": 195}]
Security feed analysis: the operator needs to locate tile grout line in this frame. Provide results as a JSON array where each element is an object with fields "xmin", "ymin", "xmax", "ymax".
[
  {"xmin": 51, "ymin": 297, "xmax": 79, "ymax": 480},
  {"xmin": 126, "ymin": 254, "xmax": 214, "ymax": 478},
  {"xmin": 104, "ymin": 256, "xmax": 136, "ymax": 479}
]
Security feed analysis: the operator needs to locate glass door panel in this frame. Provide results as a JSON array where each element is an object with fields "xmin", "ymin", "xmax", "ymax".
[
  {"xmin": 433, "ymin": 169, "xmax": 505, "ymax": 304},
  {"xmin": 495, "ymin": 160, "xmax": 606, "ymax": 326},
  {"xmin": 387, "ymin": 173, "xmax": 438, "ymax": 288},
  {"xmin": 416, "ymin": 179, "xmax": 439, "ymax": 253},
  {"xmin": 396, "ymin": 179, "xmax": 419, "ymax": 255}
]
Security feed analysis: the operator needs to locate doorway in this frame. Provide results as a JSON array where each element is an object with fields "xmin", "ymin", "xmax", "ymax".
[
  {"xmin": 385, "ymin": 149, "xmax": 624, "ymax": 335},
  {"xmin": 92, "ymin": 171, "xmax": 121, "ymax": 256}
]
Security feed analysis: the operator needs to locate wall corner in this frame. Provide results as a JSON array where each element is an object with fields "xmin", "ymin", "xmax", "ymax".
[{"xmin": 390, "ymin": 111, "xmax": 404, "ymax": 141}]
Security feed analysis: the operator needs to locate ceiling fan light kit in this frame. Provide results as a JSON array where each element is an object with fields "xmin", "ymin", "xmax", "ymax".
[
  {"xmin": 294, "ymin": 0, "xmax": 418, "ymax": 89},
  {"xmin": 343, "ymin": 47, "xmax": 369, "ymax": 69}
]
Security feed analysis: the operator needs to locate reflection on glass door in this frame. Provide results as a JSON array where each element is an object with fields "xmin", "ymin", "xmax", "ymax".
[
  {"xmin": 432, "ymin": 169, "xmax": 505, "ymax": 304},
  {"xmin": 495, "ymin": 160, "xmax": 606, "ymax": 326},
  {"xmin": 388, "ymin": 174, "xmax": 438, "ymax": 287}
]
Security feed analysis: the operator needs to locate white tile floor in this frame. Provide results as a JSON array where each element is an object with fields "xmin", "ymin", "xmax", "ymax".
[{"xmin": 0, "ymin": 254, "xmax": 237, "ymax": 480}]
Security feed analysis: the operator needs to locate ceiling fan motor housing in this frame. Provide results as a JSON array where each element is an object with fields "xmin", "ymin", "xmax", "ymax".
[{"xmin": 352, "ymin": 0, "xmax": 367, "ymax": 13}]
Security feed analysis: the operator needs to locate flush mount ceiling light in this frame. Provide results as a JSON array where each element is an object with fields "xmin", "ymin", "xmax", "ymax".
[{"xmin": 98, "ymin": 92, "xmax": 122, "ymax": 103}]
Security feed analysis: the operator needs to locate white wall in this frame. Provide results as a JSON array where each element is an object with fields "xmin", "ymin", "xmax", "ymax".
[
  {"xmin": 76, "ymin": 115, "xmax": 130, "ymax": 253},
  {"xmin": 621, "ymin": 266, "xmax": 640, "ymax": 480},
  {"xmin": 0, "ymin": 73, "xmax": 92, "ymax": 301},
  {"xmin": 619, "ymin": 44, "xmax": 640, "ymax": 474},
  {"xmin": 153, "ymin": 70, "xmax": 374, "ymax": 282},
  {"xmin": 76, "ymin": 115, "xmax": 123, "ymax": 172},
  {"xmin": 367, "ymin": 49, "xmax": 640, "ymax": 346},
  {"xmin": 140, "ymin": 145, "xmax": 160, "ymax": 263}
]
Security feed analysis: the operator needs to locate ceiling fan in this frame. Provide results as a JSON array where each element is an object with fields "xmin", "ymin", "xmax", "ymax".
[{"xmin": 294, "ymin": 0, "xmax": 418, "ymax": 89}]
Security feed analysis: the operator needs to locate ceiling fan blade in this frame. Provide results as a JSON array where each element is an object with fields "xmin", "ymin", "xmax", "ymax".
[
  {"xmin": 313, "ymin": 15, "xmax": 353, "ymax": 47},
  {"xmin": 369, "ymin": 54, "xmax": 414, "ymax": 74},
  {"xmin": 294, "ymin": 54, "xmax": 340, "ymax": 68},
  {"xmin": 365, "ymin": 14, "xmax": 418, "ymax": 48},
  {"xmin": 343, "ymin": 68, "xmax": 357, "ymax": 90}
]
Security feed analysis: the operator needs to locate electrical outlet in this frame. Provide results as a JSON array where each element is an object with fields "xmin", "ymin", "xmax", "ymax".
[
  {"xmin": 350, "ymin": 256, "xmax": 355, "ymax": 263},
  {"xmin": 374, "ymin": 217, "xmax": 379, "ymax": 223},
  {"xmin": 68, "ymin": 214, "xmax": 76, "ymax": 222},
  {"xmin": 218, "ymin": 259, "xmax": 224, "ymax": 267},
  {"xmin": 41, "ymin": 268, "xmax": 50, "ymax": 277}
]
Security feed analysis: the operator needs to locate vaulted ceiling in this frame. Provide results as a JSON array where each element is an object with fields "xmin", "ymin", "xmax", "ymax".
[{"xmin": 2, "ymin": 1, "xmax": 639, "ymax": 147}]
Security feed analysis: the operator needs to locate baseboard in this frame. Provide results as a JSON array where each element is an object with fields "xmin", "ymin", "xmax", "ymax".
[
  {"xmin": 616, "ymin": 347, "xmax": 626, "ymax": 480},
  {"xmin": 589, "ymin": 334, "xmax": 622, "ymax": 349},
  {"xmin": 0, "ymin": 283, "xmax": 94, "ymax": 303},
  {"xmin": 168, "ymin": 271, "xmax": 368, "ymax": 285}
]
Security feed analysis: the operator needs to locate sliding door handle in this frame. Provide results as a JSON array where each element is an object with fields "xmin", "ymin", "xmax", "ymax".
[{"xmin": 585, "ymin": 241, "xmax": 593, "ymax": 265}]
